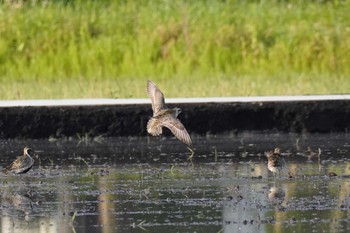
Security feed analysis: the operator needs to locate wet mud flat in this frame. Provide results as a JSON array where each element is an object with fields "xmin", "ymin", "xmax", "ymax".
[{"xmin": 1, "ymin": 133, "xmax": 350, "ymax": 233}]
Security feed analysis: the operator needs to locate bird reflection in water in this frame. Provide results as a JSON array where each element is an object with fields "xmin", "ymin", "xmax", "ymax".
[
  {"xmin": 268, "ymin": 186, "xmax": 288, "ymax": 212},
  {"xmin": 1, "ymin": 191, "xmax": 35, "ymax": 221}
]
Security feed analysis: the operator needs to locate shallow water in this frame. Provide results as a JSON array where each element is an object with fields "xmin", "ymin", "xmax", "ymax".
[{"xmin": 1, "ymin": 133, "xmax": 350, "ymax": 233}]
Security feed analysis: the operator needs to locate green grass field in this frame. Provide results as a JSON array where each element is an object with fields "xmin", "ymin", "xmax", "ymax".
[{"xmin": 0, "ymin": 0, "xmax": 350, "ymax": 99}]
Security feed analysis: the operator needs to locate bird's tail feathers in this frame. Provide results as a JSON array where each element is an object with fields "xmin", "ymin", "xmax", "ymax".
[
  {"xmin": 147, "ymin": 118, "xmax": 162, "ymax": 136},
  {"xmin": 1, "ymin": 168, "xmax": 9, "ymax": 175}
]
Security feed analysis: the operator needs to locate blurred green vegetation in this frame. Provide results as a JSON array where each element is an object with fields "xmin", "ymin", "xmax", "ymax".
[{"xmin": 0, "ymin": 0, "xmax": 349, "ymax": 99}]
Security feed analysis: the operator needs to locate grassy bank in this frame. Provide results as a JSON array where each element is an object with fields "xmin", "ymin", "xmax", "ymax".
[{"xmin": 0, "ymin": 0, "xmax": 350, "ymax": 99}]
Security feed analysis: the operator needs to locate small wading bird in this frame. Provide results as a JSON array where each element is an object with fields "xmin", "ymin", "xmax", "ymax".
[
  {"xmin": 146, "ymin": 80, "xmax": 193, "ymax": 148},
  {"xmin": 265, "ymin": 148, "xmax": 283, "ymax": 175},
  {"xmin": 304, "ymin": 146, "xmax": 321, "ymax": 161},
  {"xmin": 2, "ymin": 147, "xmax": 35, "ymax": 174}
]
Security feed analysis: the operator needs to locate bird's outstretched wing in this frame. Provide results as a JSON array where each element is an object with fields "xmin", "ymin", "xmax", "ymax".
[
  {"xmin": 147, "ymin": 80, "xmax": 166, "ymax": 115},
  {"xmin": 162, "ymin": 115, "xmax": 192, "ymax": 147}
]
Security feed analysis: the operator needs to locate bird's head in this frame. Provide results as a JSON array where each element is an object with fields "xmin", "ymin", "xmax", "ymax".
[
  {"xmin": 24, "ymin": 147, "xmax": 34, "ymax": 156},
  {"xmin": 274, "ymin": 148, "xmax": 280, "ymax": 154},
  {"xmin": 173, "ymin": 107, "xmax": 182, "ymax": 117}
]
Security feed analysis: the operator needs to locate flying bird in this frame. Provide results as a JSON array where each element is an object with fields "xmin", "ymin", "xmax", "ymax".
[
  {"xmin": 2, "ymin": 147, "xmax": 35, "ymax": 174},
  {"xmin": 146, "ymin": 80, "xmax": 193, "ymax": 147}
]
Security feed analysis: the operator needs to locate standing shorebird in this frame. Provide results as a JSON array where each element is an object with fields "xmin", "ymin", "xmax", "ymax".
[
  {"xmin": 146, "ymin": 80, "xmax": 193, "ymax": 147},
  {"xmin": 265, "ymin": 148, "xmax": 283, "ymax": 175},
  {"xmin": 304, "ymin": 147, "xmax": 321, "ymax": 161},
  {"xmin": 2, "ymin": 147, "xmax": 35, "ymax": 174}
]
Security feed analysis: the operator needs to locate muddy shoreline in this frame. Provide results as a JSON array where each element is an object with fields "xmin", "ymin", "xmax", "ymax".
[{"xmin": 0, "ymin": 96, "xmax": 350, "ymax": 139}]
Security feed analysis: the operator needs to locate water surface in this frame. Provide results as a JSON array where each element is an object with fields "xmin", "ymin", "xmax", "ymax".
[{"xmin": 1, "ymin": 133, "xmax": 350, "ymax": 233}]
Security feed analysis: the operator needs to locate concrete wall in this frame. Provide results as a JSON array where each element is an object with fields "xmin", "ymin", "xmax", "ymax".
[{"xmin": 1, "ymin": 96, "xmax": 350, "ymax": 139}]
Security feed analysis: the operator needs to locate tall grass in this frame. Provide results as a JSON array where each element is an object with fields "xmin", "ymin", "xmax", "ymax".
[{"xmin": 0, "ymin": 0, "xmax": 350, "ymax": 99}]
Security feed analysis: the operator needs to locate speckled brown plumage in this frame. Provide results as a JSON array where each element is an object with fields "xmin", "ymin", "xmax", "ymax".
[
  {"xmin": 146, "ymin": 80, "xmax": 192, "ymax": 147},
  {"xmin": 2, "ymin": 147, "xmax": 34, "ymax": 174},
  {"xmin": 265, "ymin": 148, "xmax": 282, "ymax": 174}
]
